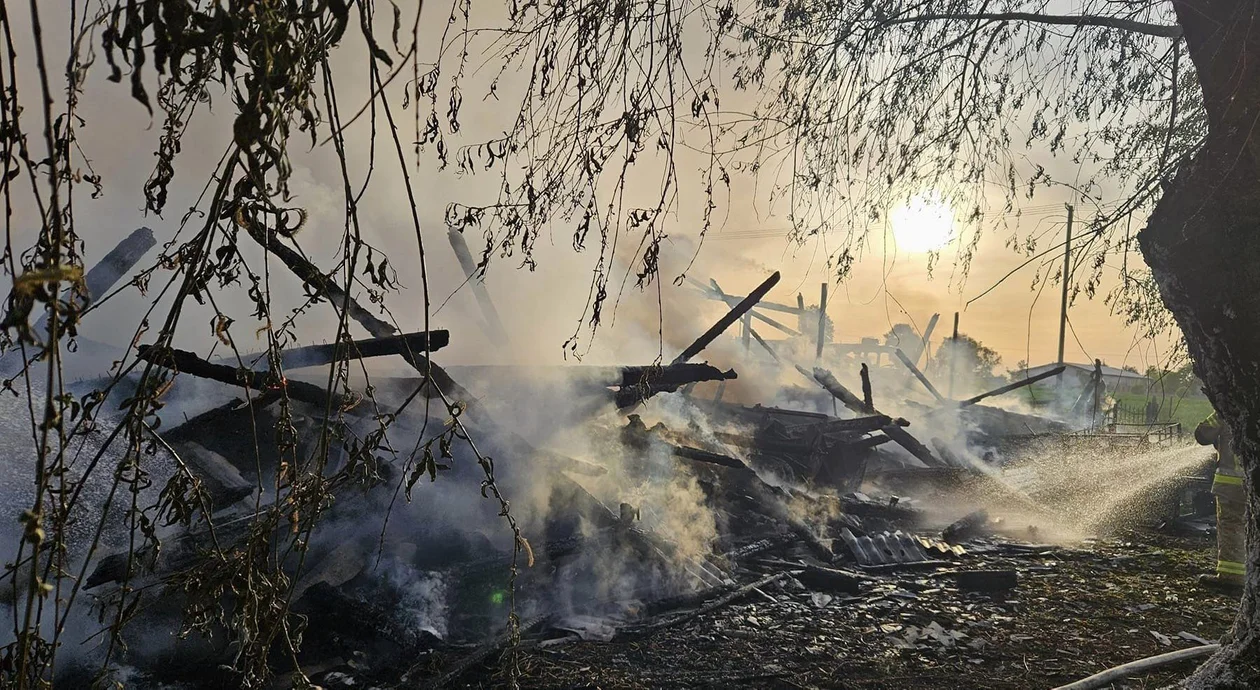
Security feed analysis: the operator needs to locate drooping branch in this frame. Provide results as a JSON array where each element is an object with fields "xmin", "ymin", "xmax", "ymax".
[{"xmin": 877, "ymin": 12, "xmax": 1181, "ymax": 39}]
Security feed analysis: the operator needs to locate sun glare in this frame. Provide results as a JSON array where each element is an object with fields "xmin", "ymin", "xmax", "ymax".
[{"xmin": 890, "ymin": 193, "xmax": 956, "ymax": 253}]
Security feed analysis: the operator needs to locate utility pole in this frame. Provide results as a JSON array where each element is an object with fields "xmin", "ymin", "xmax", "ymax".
[
  {"xmin": 947, "ymin": 312, "xmax": 959, "ymax": 399},
  {"xmin": 1056, "ymin": 204, "xmax": 1073, "ymax": 399},
  {"xmin": 815, "ymin": 282, "xmax": 829, "ymax": 361}
]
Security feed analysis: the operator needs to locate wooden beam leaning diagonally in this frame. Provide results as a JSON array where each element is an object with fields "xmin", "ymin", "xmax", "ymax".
[
  {"xmin": 694, "ymin": 278, "xmax": 802, "ymax": 336},
  {"xmin": 894, "ymin": 348, "xmax": 946, "ymax": 403},
  {"xmin": 958, "ymin": 366, "xmax": 1065, "ymax": 408},
  {"xmin": 673, "ymin": 272, "xmax": 781, "ymax": 365}
]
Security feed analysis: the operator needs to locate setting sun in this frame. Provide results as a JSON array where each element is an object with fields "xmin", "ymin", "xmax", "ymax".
[{"xmin": 890, "ymin": 192, "xmax": 956, "ymax": 253}]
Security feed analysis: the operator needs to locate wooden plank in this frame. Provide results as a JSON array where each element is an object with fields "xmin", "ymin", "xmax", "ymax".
[
  {"xmin": 237, "ymin": 330, "xmax": 450, "ymax": 370},
  {"xmin": 673, "ymin": 272, "xmax": 781, "ymax": 364},
  {"xmin": 894, "ymin": 348, "xmax": 946, "ymax": 403},
  {"xmin": 958, "ymin": 366, "xmax": 1065, "ymax": 408}
]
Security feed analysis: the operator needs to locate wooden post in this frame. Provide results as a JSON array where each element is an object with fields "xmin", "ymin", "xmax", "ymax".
[
  {"xmin": 948, "ymin": 312, "xmax": 959, "ymax": 399},
  {"xmin": 1057, "ymin": 204, "xmax": 1073, "ymax": 401},
  {"xmin": 797, "ymin": 293, "xmax": 806, "ymax": 333},
  {"xmin": 815, "ymin": 282, "xmax": 828, "ymax": 361},
  {"xmin": 741, "ymin": 313, "xmax": 752, "ymax": 352},
  {"xmin": 1057, "ymin": 205, "xmax": 1073, "ymax": 368},
  {"xmin": 917, "ymin": 313, "xmax": 940, "ymax": 366}
]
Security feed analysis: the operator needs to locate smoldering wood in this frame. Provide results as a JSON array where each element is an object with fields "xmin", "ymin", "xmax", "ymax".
[
  {"xmin": 860, "ymin": 363, "xmax": 874, "ymax": 413},
  {"xmin": 3, "ymin": 227, "xmax": 158, "ymax": 374},
  {"xmin": 942, "ymin": 510, "xmax": 990, "ymax": 544},
  {"xmin": 237, "ymin": 330, "xmax": 450, "ymax": 370},
  {"xmin": 703, "ymin": 279, "xmax": 802, "ymax": 337},
  {"xmin": 242, "ymin": 224, "xmax": 397, "ymax": 339},
  {"xmin": 619, "ymin": 360, "xmax": 735, "ymax": 387},
  {"xmin": 617, "ymin": 571, "xmax": 790, "ymax": 638},
  {"xmin": 688, "ymin": 277, "xmax": 806, "ymax": 315},
  {"xmin": 240, "ymin": 224, "xmax": 472, "ymax": 402},
  {"xmin": 956, "ymin": 365, "xmax": 1065, "ymax": 408},
  {"xmin": 747, "ymin": 309, "xmax": 801, "ymax": 336},
  {"xmin": 417, "ymin": 615, "xmax": 552, "ymax": 689},
  {"xmin": 672, "ymin": 271, "xmax": 781, "ymax": 365},
  {"xmin": 447, "ymin": 228, "xmax": 509, "ymax": 343},
  {"xmin": 138, "ymin": 344, "xmax": 362, "ymax": 413},
  {"xmin": 616, "ymin": 363, "xmax": 737, "ymax": 401},
  {"xmin": 846, "ymin": 434, "xmax": 893, "ymax": 451},
  {"xmin": 881, "ymin": 424, "xmax": 947, "ymax": 468},
  {"xmin": 894, "ymin": 348, "xmax": 946, "ymax": 403},
  {"xmin": 672, "ymin": 445, "xmax": 752, "ymax": 470},
  {"xmin": 789, "ymin": 562, "xmax": 866, "ymax": 594},
  {"xmin": 801, "ymin": 365, "xmax": 866, "ymax": 415},
  {"xmin": 797, "ymin": 414, "xmax": 896, "ymax": 436},
  {"xmin": 175, "ymin": 441, "xmax": 255, "ymax": 508},
  {"xmin": 749, "ymin": 327, "xmax": 781, "ymax": 362}
]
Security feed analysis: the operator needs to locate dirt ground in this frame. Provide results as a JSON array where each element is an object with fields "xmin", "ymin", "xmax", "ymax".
[{"xmin": 455, "ymin": 530, "xmax": 1237, "ymax": 689}]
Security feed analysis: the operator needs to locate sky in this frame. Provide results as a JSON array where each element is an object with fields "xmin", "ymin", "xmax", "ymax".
[{"xmin": 0, "ymin": 2, "xmax": 1180, "ymax": 379}]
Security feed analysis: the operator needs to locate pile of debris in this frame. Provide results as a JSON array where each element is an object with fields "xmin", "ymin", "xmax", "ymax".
[{"xmin": 39, "ymin": 244, "xmax": 1091, "ymax": 688}]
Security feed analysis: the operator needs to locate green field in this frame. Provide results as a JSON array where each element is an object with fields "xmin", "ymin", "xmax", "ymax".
[
  {"xmin": 1014, "ymin": 383, "xmax": 1213, "ymax": 432},
  {"xmin": 1112, "ymin": 391, "xmax": 1214, "ymax": 432}
]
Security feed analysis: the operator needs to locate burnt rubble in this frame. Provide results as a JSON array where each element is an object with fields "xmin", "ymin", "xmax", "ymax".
[{"xmin": 49, "ymin": 240, "xmax": 1193, "ymax": 689}]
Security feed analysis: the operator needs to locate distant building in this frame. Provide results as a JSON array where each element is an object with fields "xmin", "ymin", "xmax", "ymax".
[{"xmin": 1021, "ymin": 362, "xmax": 1152, "ymax": 395}]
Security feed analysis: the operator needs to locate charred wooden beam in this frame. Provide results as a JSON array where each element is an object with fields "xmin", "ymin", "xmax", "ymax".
[
  {"xmin": 860, "ymin": 363, "xmax": 874, "ymax": 413},
  {"xmin": 894, "ymin": 348, "xmax": 946, "ymax": 403},
  {"xmin": 242, "ymin": 225, "xmax": 396, "ymax": 338},
  {"xmin": 688, "ymin": 277, "xmax": 806, "ymax": 315},
  {"xmin": 619, "ymin": 363, "xmax": 736, "ymax": 390},
  {"xmin": 83, "ymin": 227, "xmax": 157, "ymax": 300},
  {"xmin": 917, "ymin": 313, "xmax": 941, "ymax": 365},
  {"xmin": 790, "ymin": 414, "xmax": 895, "ymax": 436},
  {"xmin": 672, "ymin": 445, "xmax": 750, "ymax": 470},
  {"xmin": 800, "ymin": 365, "xmax": 866, "ymax": 415},
  {"xmin": 707, "ymin": 278, "xmax": 803, "ymax": 337},
  {"xmin": 957, "ymin": 366, "xmax": 1065, "ymax": 408},
  {"xmin": 749, "ymin": 328, "xmax": 781, "ymax": 362},
  {"xmin": 240, "ymin": 225, "xmax": 472, "ymax": 402},
  {"xmin": 447, "ymin": 228, "xmax": 509, "ymax": 343},
  {"xmin": 175, "ymin": 441, "xmax": 255, "ymax": 508},
  {"xmin": 881, "ymin": 424, "xmax": 947, "ymax": 468},
  {"xmin": 847, "ymin": 433, "xmax": 893, "ymax": 451},
  {"xmin": 617, "ymin": 572, "xmax": 790, "ymax": 639},
  {"xmin": 137, "ymin": 344, "xmax": 361, "ymax": 413},
  {"xmin": 6, "ymin": 227, "xmax": 157, "ymax": 372},
  {"xmin": 614, "ymin": 363, "xmax": 737, "ymax": 408},
  {"xmin": 239, "ymin": 330, "xmax": 450, "ymax": 370},
  {"xmin": 748, "ymin": 309, "xmax": 801, "ymax": 337},
  {"xmin": 673, "ymin": 271, "xmax": 781, "ymax": 365}
]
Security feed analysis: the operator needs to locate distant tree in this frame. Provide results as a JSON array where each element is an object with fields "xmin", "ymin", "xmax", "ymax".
[
  {"xmin": 931, "ymin": 333, "xmax": 1003, "ymax": 390},
  {"xmin": 883, "ymin": 323, "xmax": 918, "ymax": 347},
  {"xmin": 882, "ymin": 322, "xmax": 926, "ymax": 361}
]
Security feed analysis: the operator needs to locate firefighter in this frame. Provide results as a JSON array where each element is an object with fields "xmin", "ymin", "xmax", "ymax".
[{"xmin": 1194, "ymin": 412, "xmax": 1245, "ymax": 592}]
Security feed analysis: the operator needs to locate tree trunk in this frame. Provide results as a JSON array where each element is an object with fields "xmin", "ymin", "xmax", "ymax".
[{"xmin": 1138, "ymin": 2, "xmax": 1260, "ymax": 686}]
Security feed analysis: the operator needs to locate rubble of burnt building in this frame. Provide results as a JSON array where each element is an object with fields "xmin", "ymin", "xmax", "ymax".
[{"xmin": 9, "ymin": 236, "xmax": 1210, "ymax": 689}]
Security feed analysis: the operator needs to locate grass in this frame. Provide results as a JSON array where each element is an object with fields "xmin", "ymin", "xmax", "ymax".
[
  {"xmin": 1113, "ymin": 391, "xmax": 1214, "ymax": 432},
  {"xmin": 1014, "ymin": 382, "xmax": 1214, "ymax": 432}
]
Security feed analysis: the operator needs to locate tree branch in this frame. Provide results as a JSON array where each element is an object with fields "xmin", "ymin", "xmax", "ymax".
[{"xmin": 880, "ymin": 12, "xmax": 1182, "ymax": 39}]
